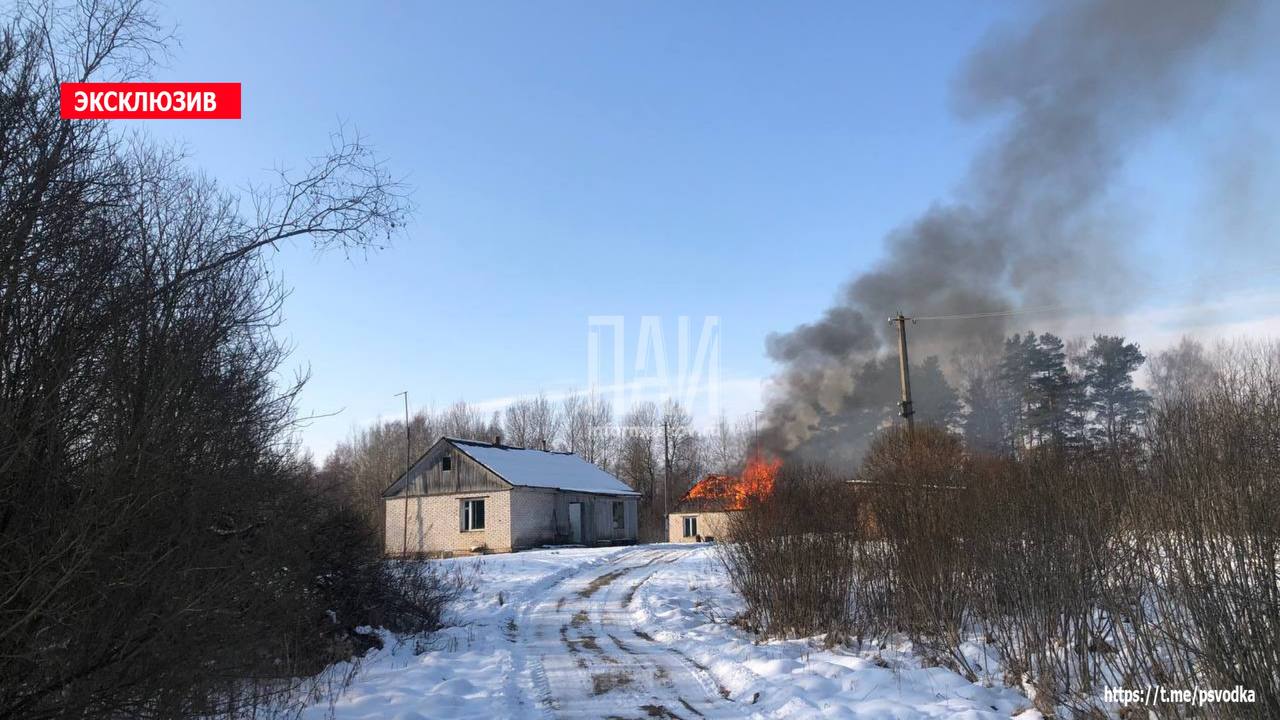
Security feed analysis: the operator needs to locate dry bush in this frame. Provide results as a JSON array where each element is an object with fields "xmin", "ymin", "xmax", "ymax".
[
  {"xmin": 719, "ymin": 464, "xmax": 871, "ymax": 641},
  {"xmin": 378, "ymin": 561, "xmax": 472, "ymax": 636},
  {"xmin": 966, "ymin": 451, "xmax": 1134, "ymax": 713},
  {"xmin": 1107, "ymin": 342, "xmax": 1280, "ymax": 719},
  {"xmin": 303, "ymin": 502, "xmax": 468, "ymax": 642},
  {"xmin": 862, "ymin": 426, "xmax": 1135, "ymax": 706},
  {"xmin": 853, "ymin": 345, "xmax": 1279, "ymax": 717},
  {"xmin": 731, "ymin": 345, "xmax": 1278, "ymax": 718},
  {"xmin": 858, "ymin": 426, "xmax": 984, "ymax": 675}
]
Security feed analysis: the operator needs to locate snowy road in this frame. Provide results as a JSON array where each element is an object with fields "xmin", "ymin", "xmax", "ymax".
[
  {"xmin": 506, "ymin": 546, "xmax": 752, "ymax": 719},
  {"xmin": 304, "ymin": 545, "xmax": 1039, "ymax": 720}
]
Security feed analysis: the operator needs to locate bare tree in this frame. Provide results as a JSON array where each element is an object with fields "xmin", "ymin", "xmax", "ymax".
[
  {"xmin": 504, "ymin": 393, "xmax": 562, "ymax": 449},
  {"xmin": 526, "ymin": 393, "xmax": 562, "ymax": 449},
  {"xmin": 584, "ymin": 393, "xmax": 617, "ymax": 469},
  {"xmin": 618, "ymin": 402, "xmax": 661, "ymax": 537},
  {"xmin": 561, "ymin": 392, "xmax": 586, "ymax": 452},
  {"xmin": 563, "ymin": 390, "xmax": 616, "ymax": 469},
  {"xmin": 442, "ymin": 400, "xmax": 496, "ymax": 440},
  {"xmin": 1147, "ymin": 336, "xmax": 1217, "ymax": 404},
  {"xmin": 503, "ymin": 397, "xmax": 535, "ymax": 447},
  {"xmin": 704, "ymin": 412, "xmax": 753, "ymax": 475},
  {"xmin": 0, "ymin": 2, "xmax": 417, "ymax": 716},
  {"xmin": 614, "ymin": 400, "xmax": 702, "ymax": 540},
  {"xmin": 660, "ymin": 399, "xmax": 702, "ymax": 515}
]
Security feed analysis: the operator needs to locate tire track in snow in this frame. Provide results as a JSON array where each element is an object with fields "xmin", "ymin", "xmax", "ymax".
[
  {"xmin": 501, "ymin": 546, "xmax": 648, "ymax": 719},
  {"xmin": 510, "ymin": 546, "xmax": 749, "ymax": 719},
  {"xmin": 621, "ymin": 550, "xmax": 803, "ymax": 719}
]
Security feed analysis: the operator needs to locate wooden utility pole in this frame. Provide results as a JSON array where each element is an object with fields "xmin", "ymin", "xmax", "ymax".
[
  {"xmin": 661, "ymin": 416, "xmax": 671, "ymax": 522},
  {"xmin": 889, "ymin": 313, "xmax": 915, "ymax": 437},
  {"xmin": 394, "ymin": 390, "xmax": 410, "ymax": 555}
]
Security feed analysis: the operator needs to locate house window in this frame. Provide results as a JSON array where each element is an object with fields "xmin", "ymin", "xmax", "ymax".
[
  {"xmin": 682, "ymin": 516, "xmax": 698, "ymax": 538},
  {"xmin": 441, "ymin": 455, "xmax": 452, "ymax": 472},
  {"xmin": 461, "ymin": 498, "xmax": 485, "ymax": 531},
  {"xmin": 612, "ymin": 501, "xmax": 625, "ymax": 530}
]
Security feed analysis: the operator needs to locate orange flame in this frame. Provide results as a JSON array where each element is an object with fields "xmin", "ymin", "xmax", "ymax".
[{"xmin": 685, "ymin": 454, "xmax": 781, "ymax": 511}]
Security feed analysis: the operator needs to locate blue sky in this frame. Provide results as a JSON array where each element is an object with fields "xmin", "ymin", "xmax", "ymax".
[{"xmin": 137, "ymin": 1, "xmax": 1279, "ymax": 457}]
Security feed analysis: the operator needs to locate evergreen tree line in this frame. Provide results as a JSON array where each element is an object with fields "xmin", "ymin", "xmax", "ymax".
[
  {"xmin": 962, "ymin": 332, "xmax": 1152, "ymax": 455},
  {"xmin": 788, "ymin": 331, "xmax": 1161, "ymax": 465}
]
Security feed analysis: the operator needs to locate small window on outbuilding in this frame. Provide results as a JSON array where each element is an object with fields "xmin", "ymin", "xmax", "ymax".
[
  {"xmin": 612, "ymin": 501, "xmax": 625, "ymax": 530},
  {"xmin": 441, "ymin": 455, "xmax": 452, "ymax": 472},
  {"xmin": 461, "ymin": 498, "xmax": 485, "ymax": 531},
  {"xmin": 682, "ymin": 516, "xmax": 698, "ymax": 538}
]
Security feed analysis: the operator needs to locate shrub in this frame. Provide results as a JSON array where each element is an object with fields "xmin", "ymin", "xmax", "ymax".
[
  {"xmin": 719, "ymin": 464, "xmax": 871, "ymax": 642},
  {"xmin": 968, "ymin": 451, "xmax": 1133, "ymax": 712},
  {"xmin": 860, "ymin": 426, "xmax": 975, "ymax": 670},
  {"xmin": 730, "ymin": 344, "xmax": 1280, "ymax": 717},
  {"xmin": 1109, "ymin": 343, "xmax": 1280, "ymax": 719}
]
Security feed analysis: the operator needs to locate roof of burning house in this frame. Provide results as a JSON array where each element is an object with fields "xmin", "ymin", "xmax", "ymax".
[
  {"xmin": 674, "ymin": 474, "xmax": 743, "ymax": 513},
  {"xmin": 675, "ymin": 456, "xmax": 781, "ymax": 513}
]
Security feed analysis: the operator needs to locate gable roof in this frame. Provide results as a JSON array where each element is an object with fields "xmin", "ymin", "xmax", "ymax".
[
  {"xmin": 382, "ymin": 436, "xmax": 638, "ymax": 497},
  {"xmin": 449, "ymin": 438, "xmax": 638, "ymax": 496},
  {"xmin": 674, "ymin": 473, "xmax": 741, "ymax": 512}
]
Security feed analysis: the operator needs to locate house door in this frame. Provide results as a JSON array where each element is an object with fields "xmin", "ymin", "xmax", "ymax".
[{"xmin": 568, "ymin": 502, "xmax": 583, "ymax": 544}]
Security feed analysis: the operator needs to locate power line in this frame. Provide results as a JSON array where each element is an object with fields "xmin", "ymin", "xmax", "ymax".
[{"xmin": 912, "ymin": 303, "xmax": 1076, "ymax": 322}]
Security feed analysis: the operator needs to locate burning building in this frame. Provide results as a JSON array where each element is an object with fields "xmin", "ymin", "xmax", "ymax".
[{"xmin": 667, "ymin": 455, "xmax": 780, "ymax": 543}]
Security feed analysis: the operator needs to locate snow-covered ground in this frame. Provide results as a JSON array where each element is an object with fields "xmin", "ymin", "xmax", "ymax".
[{"xmin": 303, "ymin": 545, "xmax": 1041, "ymax": 719}]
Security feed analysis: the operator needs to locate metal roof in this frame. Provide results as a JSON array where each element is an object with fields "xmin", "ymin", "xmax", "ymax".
[{"xmin": 448, "ymin": 438, "xmax": 639, "ymax": 496}]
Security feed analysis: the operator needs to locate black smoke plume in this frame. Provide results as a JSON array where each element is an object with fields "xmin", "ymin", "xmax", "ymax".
[{"xmin": 763, "ymin": 0, "xmax": 1260, "ymax": 462}]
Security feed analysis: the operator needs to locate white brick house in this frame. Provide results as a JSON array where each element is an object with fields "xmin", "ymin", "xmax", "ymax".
[{"xmin": 381, "ymin": 436, "xmax": 639, "ymax": 555}]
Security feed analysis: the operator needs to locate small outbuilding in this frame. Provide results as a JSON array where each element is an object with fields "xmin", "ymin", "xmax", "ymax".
[
  {"xmin": 669, "ymin": 456, "xmax": 780, "ymax": 543},
  {"xmin": 382, "ymin": 436, "xmax": 639, "ymax": 555},
  {"xmin": 667, "ymin": 473, "xmax": 739, "ymax": 543}
]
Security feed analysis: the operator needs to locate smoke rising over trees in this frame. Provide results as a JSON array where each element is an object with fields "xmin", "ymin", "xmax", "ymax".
[
  {"xmin": 324, "ymin": 326, "xmax": 1150, "ymax": 535},
  {"xmin": 762, "ymin": 0, "xmax": 1261, "ymax": 461},
  {"xmin": 723, "ymin": 340, "xmax": 1278, "ymax": 717},
  {"xmin": 775, "ymin": 329, "xmax": 1153, "ymax": 466}
]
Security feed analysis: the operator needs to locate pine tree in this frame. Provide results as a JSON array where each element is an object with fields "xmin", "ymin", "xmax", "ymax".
[
  {"xmin": 962, "ymin": 364, "xmax": 1004, "ymax": 454},
  {"xmin": 913, "ymin": 355, "xmax": 962, "ymax": 431},
  {"xmin": 1025, "ymin": 333, "xmax": 1085, "ymax": 449},
  {"xmin": 1082, "ymin": 335, "xmax": 1150, "ymax": 449},
  {"xmin": 998, "ymin": 332, "xmax": 1037, "ymax": 454}
]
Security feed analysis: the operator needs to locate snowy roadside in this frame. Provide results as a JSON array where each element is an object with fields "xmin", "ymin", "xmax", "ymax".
[
  {"xmin": 630, "ymin": 545, "xmax": 1041, "ymax": 720},
  {"xmin": 300, "ymin": 545, "xmax": 633, "ymax": 720},
  {"xmin": 301, "ymin": 544, "xmax": 1041, "ymax": 719}
]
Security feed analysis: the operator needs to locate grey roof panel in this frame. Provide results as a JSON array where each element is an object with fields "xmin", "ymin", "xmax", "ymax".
[{"xmin": 450, "ymin": 438, "xmax": 638, "ymax": 496}]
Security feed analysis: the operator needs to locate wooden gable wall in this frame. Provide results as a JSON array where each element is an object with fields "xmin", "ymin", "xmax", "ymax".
[{"xmin": 385, "ymin": 439, "xmax": 509, "ymax": 497}]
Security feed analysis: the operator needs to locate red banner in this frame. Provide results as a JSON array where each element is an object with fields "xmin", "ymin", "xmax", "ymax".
[{"xmin": 60, "ymin": 82, "xmax": 242, "ymax": 119}]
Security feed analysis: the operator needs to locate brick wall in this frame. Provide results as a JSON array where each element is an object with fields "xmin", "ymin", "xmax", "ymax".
[
  {"xmin": 509, "ymin": 487, "xmax": 559, "ymax": 549},
  {"xmin": 385, "ymin": 490, "xmax": 513, "ymax": 555},
  {"xmin": 667, "ymin": 510, "xmax": 732, "ymax": 543}
]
